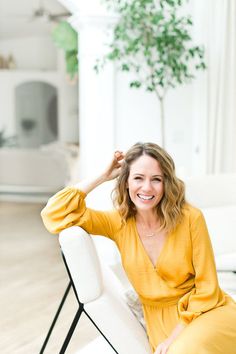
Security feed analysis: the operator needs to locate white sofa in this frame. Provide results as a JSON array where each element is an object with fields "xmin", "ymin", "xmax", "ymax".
[
  {"xmin": 0, "ymin": 146, "xmax": 72, "ymax": 201},
  {"xmin": 185, "ymin": 174, "xmax": 236, "ymax": 274},
  {"xmin": 57, "ymin": 173, "xmax": 236, "ymax": 353}
]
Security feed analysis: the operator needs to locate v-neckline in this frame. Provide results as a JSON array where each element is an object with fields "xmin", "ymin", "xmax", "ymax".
[{"xmin": 133, "ymin": 217, "xmax": 170, "ymax": 269}]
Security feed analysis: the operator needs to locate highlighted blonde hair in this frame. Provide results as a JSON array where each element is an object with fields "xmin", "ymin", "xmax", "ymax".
[{"xmin": 113, "ymin": 142, "xmax": 185, "ymax": 231}]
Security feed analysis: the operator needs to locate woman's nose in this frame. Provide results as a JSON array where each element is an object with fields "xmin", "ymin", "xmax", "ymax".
[{"xmin": 142, "ymin": 179, "xmax": 152, "ymax": 191}]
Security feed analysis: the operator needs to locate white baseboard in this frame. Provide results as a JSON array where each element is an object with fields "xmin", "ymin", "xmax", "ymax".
[{"xmin": 0, "ymin": 192, "xmax": 50, "ymax": 203}]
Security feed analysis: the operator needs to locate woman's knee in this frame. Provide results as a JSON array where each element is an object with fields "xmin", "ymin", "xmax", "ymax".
[{"xmin": 167, "ymin": 330, "xmax": 210, "ymax": 354}]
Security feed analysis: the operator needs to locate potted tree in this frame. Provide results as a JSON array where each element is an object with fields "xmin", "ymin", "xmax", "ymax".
[
  {"xmin": 52, "ymin": 21, "xmax": 78, "ymax": 80},
  {"xmin": 95, "ymin": 0, "xmax": 206, "ymax": 147}
]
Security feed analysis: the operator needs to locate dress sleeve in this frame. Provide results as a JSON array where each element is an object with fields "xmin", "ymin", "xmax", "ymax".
[
  {"xmin": 41, "ymin": 186, "xmax": 121, "ymax": 239},
  {"xmin": 178, "ymin": 210, "xmax": 225, "ymax": 325}
]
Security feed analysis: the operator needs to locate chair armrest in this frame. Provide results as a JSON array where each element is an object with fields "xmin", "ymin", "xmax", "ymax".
[
  {"xmin": 59, "ymin": 226, "xmax": 103, "ymax": 303},
  {"xmin": 59, "ymin": 226, "xmax": 152, "ymax": 354}
]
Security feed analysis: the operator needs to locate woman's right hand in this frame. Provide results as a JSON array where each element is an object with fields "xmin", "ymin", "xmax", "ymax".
[
  {"xmin": 102, "ymin": 151, "xmax": 125, "ymax": 181},
  {"xmin": 74, "ymin": 151, "xmax": 125, "ymax": 195}
]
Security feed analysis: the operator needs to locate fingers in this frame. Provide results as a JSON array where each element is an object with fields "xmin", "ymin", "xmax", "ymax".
[
  {"xmin": 114, "ymin": 151, "xmax": 125, "ymax": 169},
  {"xmin": 114, "ymin": 150, "xmax": 124, "ymax": 161},
  {"xmin": 154, "ymin": 343, "xmax": 169, "ymax": 354},
  {"xmin": 155, "ymin": 349, "xmax": 164, "ymax": 354}
]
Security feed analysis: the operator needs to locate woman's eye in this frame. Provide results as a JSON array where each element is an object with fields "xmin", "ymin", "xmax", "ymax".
[
  {"xmin": 153, "ymin": 178, "xmax": 162, "ymax": 182},
  {"xmin": 134, "ymin": 176, "xmax": 142, "ymax": 180}
]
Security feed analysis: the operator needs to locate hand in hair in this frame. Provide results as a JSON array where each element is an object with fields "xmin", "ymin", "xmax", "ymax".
[{"xmin": 102, "ymin": 150, "xmax": 125, "ymax": 181}]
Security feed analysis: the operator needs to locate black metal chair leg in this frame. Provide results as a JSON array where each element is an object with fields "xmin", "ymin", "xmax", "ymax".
[
  {"xmin": 39, "ymin": 282, "xmax": 72, "ymax": 354},
  {"xmin": 59, "ymin": 251, "xmax": 119, "ymax": 354},
  {"xmin": 59, "ymin": 304, "xmax": 84, "ymax": 354},
  {"xmin": 84, "ymin": 309, "xmax": 119, "ymax": 353}
]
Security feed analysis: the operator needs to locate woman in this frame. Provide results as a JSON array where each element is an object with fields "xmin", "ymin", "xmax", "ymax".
[{"xmin": 41, "ymin": 142, "xmax": 236, "ymax": 354}]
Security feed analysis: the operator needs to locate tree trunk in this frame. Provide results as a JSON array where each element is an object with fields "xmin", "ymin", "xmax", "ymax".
[{"xmin": 159, "ymin": 97, "xmax": 165, "ymax": 148}]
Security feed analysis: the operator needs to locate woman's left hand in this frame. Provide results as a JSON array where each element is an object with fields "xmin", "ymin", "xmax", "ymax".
[
  {"xmin": 154, "ymin": 323, "xmax": 185, "ymax": 354},
  {"xmin": 154, "ymin": 337, "xmax": 173, "ymax": 354}
]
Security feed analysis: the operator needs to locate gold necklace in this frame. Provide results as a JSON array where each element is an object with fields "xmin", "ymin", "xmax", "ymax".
[
  {"xmin": 145, "ymin": 231, "xmax": 158, "ymax": 237},
  {"xmin": 139, "ymin": 223, "xmax": 160, "ymax": 238}
]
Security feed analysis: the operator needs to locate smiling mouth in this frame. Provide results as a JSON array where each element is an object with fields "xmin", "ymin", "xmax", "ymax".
[{"xmin": 137, "ymin": 194, "xmax": 154, "ymax": 200}]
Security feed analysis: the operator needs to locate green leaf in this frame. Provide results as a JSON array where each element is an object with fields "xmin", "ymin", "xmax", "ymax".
[
  {"xmin": 107, "ymin": 48, "xmax": 121, "ymax": 60},
  {"xmin": 130, "ymin": 81, "xmax": 142, "ymax": 88},
  {"xmin": 121, "ymin": 63, "xmax": 130, "ymax": 71},
  {"xmin": 52, "ymin": 21, "xmax": 78, "ymax": 51},
  {"xmin": 147, "ymin": 86, "xmax": 154, "ymax": 92},
  {"xmin": 65, "ymin": 50, "xmax": 78, "ymax": 78},
  {"xmin": 151, "ymin": 12, "xmax": 164, "ymax": 24}
]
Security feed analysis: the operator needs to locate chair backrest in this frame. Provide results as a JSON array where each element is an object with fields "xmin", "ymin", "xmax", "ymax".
[{"xmin": 59, "ymin": 226, "xmax": 152, "ymax": 354}]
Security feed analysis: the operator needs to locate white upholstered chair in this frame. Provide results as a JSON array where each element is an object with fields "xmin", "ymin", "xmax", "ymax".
[{"xmin": 57, "ymin": 226, "xmax": 152, "ymax": 354}]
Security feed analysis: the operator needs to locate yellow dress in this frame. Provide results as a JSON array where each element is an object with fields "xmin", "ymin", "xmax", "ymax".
[{"xmin": 41, "ymin": 187, "xmax": 236, "ymax": 353}]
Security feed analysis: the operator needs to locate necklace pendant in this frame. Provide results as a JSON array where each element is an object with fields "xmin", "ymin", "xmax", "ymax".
[{"xmin": 146, "ymin": 233, "xmax": 155, "ymax": 237}]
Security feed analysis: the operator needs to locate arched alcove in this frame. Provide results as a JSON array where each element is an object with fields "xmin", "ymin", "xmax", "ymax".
[{"xmin": 15, "ymin": 81, "xmax": 58, "ymax": 148}]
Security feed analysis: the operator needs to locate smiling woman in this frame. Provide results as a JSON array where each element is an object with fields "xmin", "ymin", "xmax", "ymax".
[
  {"xmin": 41, "ymin": 142, "xmax": 236, "ymax": 354},
  {"xmin": 127, "ymin": 155, "xmax": 164, "ymax": 211},
  {"xmin": 113, "ymin": 143, "xmax": 185, "ymax": 233}
]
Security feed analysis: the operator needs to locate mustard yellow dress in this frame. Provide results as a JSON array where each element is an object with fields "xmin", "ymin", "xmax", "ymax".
[{"xmin": 41, "ymin": 187, "xmax": 236, "ymax": 353}]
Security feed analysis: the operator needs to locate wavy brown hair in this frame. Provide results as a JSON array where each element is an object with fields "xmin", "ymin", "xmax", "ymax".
[{"xmin": 113, "ymin": 142, "xmax": 185, "ymax": 231}]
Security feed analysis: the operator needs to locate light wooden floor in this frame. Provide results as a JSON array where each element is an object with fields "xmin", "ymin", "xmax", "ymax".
[{"xmin": 0, "ymin": 201, "xmax": 98, "ymax": 354}]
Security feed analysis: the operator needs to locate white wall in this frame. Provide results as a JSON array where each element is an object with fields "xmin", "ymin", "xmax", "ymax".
[
  {"xmin": 0, "ymin": 36, "xmax": 57, "ymax": 70},
  {"xmin": 115, "ymin": 72, "xmax": 194, "ymax": 175},
  {"xmin": 57, "ymin": 50, "xmax": 79, "ymax": 143}
]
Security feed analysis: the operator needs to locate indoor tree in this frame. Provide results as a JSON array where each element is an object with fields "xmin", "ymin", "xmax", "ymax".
[
  {"xmin": 52, "ymin": 21, "xmax": 78, "ymax": 80},
  {"xmin": 95, "ymin": 0, "xmax": 206, "ymax": 147}
]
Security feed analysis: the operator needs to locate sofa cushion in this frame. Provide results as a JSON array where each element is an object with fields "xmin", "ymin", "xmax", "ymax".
[
  {"xmin": 75, "ymin": 336, "xmax": 116, "ymax": 354},
  {"xmin": 185, "ymin": 174, "xmax": 236, "ymax": 208},
  {"xmin": 217, "ymin": 271, "xmax": 236, "ymax": 296},
  {"xmin": 124, "ymin": 288, "xmax": 146, "ymax": 329},
  {"xmin": 215, "ymin": 253, "xmax": 236, "ymax": 272},
  {"xmin": 0, "ymin": 147, "xmax": 69, "ymax": 191}
]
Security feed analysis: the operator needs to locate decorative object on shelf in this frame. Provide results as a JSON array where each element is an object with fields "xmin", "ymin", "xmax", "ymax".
[
  {"xmin": 52, "ymin": 21, "xmax": 78, "ymax": 80},
  {"xmin": 95, "ymin": 0, "xmax": 206, "ymax": 148},
  {"xmin": 0, "ymin": 55, "xmax": 7, "ymax": 69},
  {"xmin": 21, "ymin": 118, "xmax": 37, "ymax": 132},
  {"xmin": 0, "ymin": 53, "xmax": 17, "ymax": 69},
  {"xmin": 0, "ymin": 128, "xmax": 17, "ymax": 147},
  {"xmin": 7, "ymin": 54, "xmax": 16, "ymax": 70}
]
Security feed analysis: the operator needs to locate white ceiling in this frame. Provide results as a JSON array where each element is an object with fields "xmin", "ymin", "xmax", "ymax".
[{"xmin": 0, "ymin": 0, "xmax": 70, "ymax": 39}]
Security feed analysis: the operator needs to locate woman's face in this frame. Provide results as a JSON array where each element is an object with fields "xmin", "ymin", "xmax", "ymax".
[{"xmin": 127, "ymin": 154, "xmax": 164, "ymax": 213}]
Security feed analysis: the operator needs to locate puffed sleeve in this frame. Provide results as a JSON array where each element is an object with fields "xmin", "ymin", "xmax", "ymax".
[
  {"xmin": 178, "ymin": 210, "xmax": 226, "ymax": 325},
  {"xmin": 41, "ymin": 186, "xmax": 121, "ymax": 239}
]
